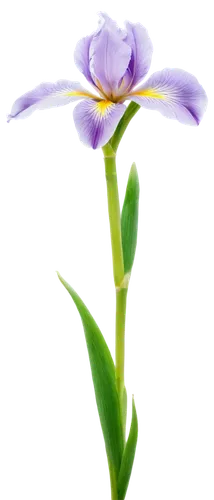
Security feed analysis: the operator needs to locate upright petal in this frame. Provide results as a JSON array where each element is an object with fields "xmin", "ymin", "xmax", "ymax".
[
  {"xmin": 74, "ymin": 13, "xmax": 127, "ymax": 93},
  {"xmin": 117, "ymin": 67, "xmax": 133, "ymax": 96},
  {"xmin": 73, "ymin": 99, "xmax": 126, "ymax": 149},
  {"xmin": 124, "ymin": 22, "xmax": 153, "ymax": 89},
  {"xmin": 127, "ymin": 68, "xmax": 207, "ymax": 125},
  {"xmin": 7, "ymin": 80, "xmax": 99, "ymax": 122},
  {"xmin": 89, "ymin": 25, "xmax": 131, "ymax": 98},
  {"xmin": 72, "ymin": 11, "xmax": 106, "ymax": 86},
  {"xmin": 74, "ymin": 35, "xmax": 95, "ymax": 85},
  {"xmin": 98, "ymin": 12, "xmax": 127, "ymax": 40}
]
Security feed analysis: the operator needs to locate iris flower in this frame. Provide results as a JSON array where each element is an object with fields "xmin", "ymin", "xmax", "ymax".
[{"xmin": 8, "ymin": 13, "xmax": 207, "ymax": 149}]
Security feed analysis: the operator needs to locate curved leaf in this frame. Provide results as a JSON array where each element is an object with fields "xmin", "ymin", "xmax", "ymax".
[
  {"xmin": 57, "ymin": 272, "xmax": 124, "ymax": 478},
  {"xmin": 122, "ymin": 386, "xmax": 127, "ymax": 437},
  {"xmin": 117, "ymin": 397, "xmax": 138, "ymax": 500},
  {"xmin": 121, "ymin": 163, "xmax": 140, "ymax": 274}
]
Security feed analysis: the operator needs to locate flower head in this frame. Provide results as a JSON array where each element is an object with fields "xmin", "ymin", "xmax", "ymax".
[{"xmin": 8, "ymin": 13, "xmax": 207, "ymax": 149}]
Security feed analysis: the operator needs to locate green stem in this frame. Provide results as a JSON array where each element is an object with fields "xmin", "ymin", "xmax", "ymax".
[
  {"xmin": 102, "ymin": 144, "xmax": 128, "ymax": 444},
  {"xmin": 116, "ymin": 288, "xmax": 128, "ymax": 440},
  {"xmin": 101, "ymin": 102, "xmax": 141, "ymax": 466},
  {"xmin": 110, "ymin": 102, "xmax": 140, "ymax": 153},
  {"xmin": 103, "ymin": 147, "xmax": 124, "ymax": 288}
]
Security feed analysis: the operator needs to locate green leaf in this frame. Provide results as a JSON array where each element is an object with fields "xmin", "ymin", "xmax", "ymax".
[
  {"xmin": 117, "ymin": 397, "xmax": 138, "ymax": 500},
  {"xmin": 122, "ymin": 387, "xmax": 127, "ymax": 436},
  {"xmin": 57, "ymin": 272, "xmax": 124, "ymax": 478},
  {"xmin": 121, "ymin": 163, "xmax": 140, "ymax": 274}
]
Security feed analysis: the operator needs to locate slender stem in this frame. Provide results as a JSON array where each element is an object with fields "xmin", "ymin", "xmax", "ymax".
[
  {"xmin": 125, "ymin": 331, "xmax": 128, "ymax": 384},
  {"xmin": 116, "ymin": 288, "xmax": 128, "ymax": 441},
  {"xmin": 103, "ymin": 150, "xmax": 124, "ymax": 288},
  {"xmin": 102, "ymin": 145, "xmax": 128, "ymax": 442},
  {"xmin": 110, "ymin": 102, "xmax": 140, "ymax": 153},
  {"xmin": 112, "ymin": 300, "xmax": 116, "ymax": 352}
]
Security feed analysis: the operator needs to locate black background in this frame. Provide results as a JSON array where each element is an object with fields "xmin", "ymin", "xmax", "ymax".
[{"xmin": 0, "ymin": 5, "xmax": 214, "ymax": 498}]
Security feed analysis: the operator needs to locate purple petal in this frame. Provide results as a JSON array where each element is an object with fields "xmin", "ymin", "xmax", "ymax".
[
  {"xmin": 124, "ymin": 22, "xmax": 153, "ymax": 89},
  {"xmin": 73, "ymin": 99, "xmax": 126, "ymax": 149},
  {"xmin": 74, "ymin": 35, "xmax": 95, "ymax": 86},
  {"xmin": 7, "ymin": 80, "xmax": 98, "ymax": 122},
  {"xmin": 117, "ymin": 67, "xmax": 133, "ymax": 95},
  {"xmin": 97, "ymin": 12, "xmax": 127, "ymax": 40},
  {"xmin": 74, "ymin": 13, "xmax": 127, "ymax": 94},
  {"xmin": 72, "ymin": 12, "xmax": 105, "ymax": 88},
  {"xmin": 127, "ymin": 68, "xmax": 207, "ymax": 125},
  {"xmin": 89, "ymin": 23, "xmax": 131, "ymax": 98}
]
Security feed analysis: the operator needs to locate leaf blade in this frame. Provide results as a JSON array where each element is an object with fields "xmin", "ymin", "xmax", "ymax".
[
  {"xmin": 117, "ymin": 397, "xmax": 138, "ymax": 500},
  {"xmin": 121, "ymin": 163, "xmax": 140, "ymax": 274},
  {"xmin": 57, "ymin": 272, "xmax": 124, "ymax": 477}
]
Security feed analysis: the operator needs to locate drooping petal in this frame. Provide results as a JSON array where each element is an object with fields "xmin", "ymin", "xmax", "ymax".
[
  {"xmin": 89, "ymin": 23, "xmax": 131, "ymax": 98},
  {"xmin": 7, "ymin": 80, "xmax": 99, "ymax": 122},
  {"xmin": 124, "ymin": 22, "xmax": 153, "ymax": 89},
  {"xmin": 127, "ymin": 68, "xmax": 207, "ymax": 125},
  {"xmin": 73, "ymin": 99, "xmax": 126, "ymax": 149}
]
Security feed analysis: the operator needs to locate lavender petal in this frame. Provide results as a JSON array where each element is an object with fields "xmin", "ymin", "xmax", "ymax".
[
  {"xmin": 73, "ymin": 99, "xmax": 126, "ymax": 149},
  {"xmin": 126, "ymin": 66, "xmax": 209, "ymax": 127},
  {"xmin": 6, "ymin": 78, "xmax": 100, "ymax": 122}
]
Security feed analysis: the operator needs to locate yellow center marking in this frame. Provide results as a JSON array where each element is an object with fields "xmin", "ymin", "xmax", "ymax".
[
  {"xmin": 96, "ymin": 100, "xmax": 113, "ymax": 116},
  {"xmin": 65, "ymin": 91, "xmax": 98, "ymax": 99},
  {"xmin": 132, "ymin": 88, "xmax": 165, "ymax": 99}
]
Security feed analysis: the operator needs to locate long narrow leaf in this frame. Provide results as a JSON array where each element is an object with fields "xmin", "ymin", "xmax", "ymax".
[
  {"xmin": 121, "ymin": 163, "xmax": 140, "ymax": 274},
  {"xmin": 57, "ymin": 272, "xmax": 124, "ymax": 477},
  {"xmin": 117, "ymin": 397, "xmax": 138, "ymax": 500},
  {"xmin": 122, "ymin": 386, "xmax": 127, "ymax": 436}
]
